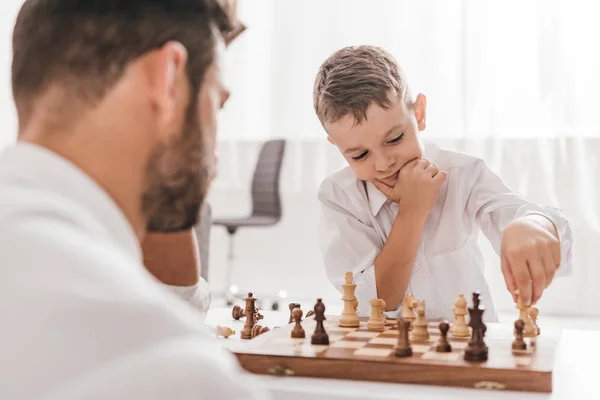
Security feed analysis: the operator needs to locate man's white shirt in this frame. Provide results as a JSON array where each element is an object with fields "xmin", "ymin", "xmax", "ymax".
[{"xmin": 318, "ymin": 142, "xmax": 573, "ymax": 321}]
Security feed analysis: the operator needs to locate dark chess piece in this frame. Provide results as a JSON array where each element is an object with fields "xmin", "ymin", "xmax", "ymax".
[
  {"xmin": 311, "ymin": 299, "xmax": 329, "ymax": 345},
  {"xmin": 436, "ymin": 322, "xmax": 452, "ymax": 353},
  {"xmin": 241, "ymin": 293, "xmax": 257, "ymax": 339},
  {"xmin": 306, "ymin": 310, "xmax": 315, "ymax": 318},
  {"xmin": 512, "ymin": 319, "xmax": 528, "ymax": 350},
  {"xmin": 464, "ymin": 292, "xmax": 488, "ymax": 362},
  {"xmin": 394, "ymin": 318, "xmax": 413, "ymax": 357},
  {"xmin": 251, "ymin": 324, "xmax": 270, "ymax": 338},
  {"xmin": 232, "ymin": 303, "xmax": 263, "ymax": 321},
  {"xmin": 288, "ymin": 303, "xmax": 301, "ymax": 324},
  {"xmin": 291, "ymin": 308, "xmax": 305, "ymax": 338}
]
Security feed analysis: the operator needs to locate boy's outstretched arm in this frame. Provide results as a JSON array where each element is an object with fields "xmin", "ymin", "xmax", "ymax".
[{"xmin": 466, "ymin": 161, "xmax": 573, "ymax": 307}]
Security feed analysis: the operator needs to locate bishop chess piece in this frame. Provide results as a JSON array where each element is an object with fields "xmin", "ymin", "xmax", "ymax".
[
  {"xmin": 401, "ymin": 293, "xmax": 417, "ymax": 330},
  {"xmin": 311, "ymin": 299, "xmax": 329, "ymax": 345},
  {"xmin": 394, "ymin": 318, "xmax": 413, "ymax": 357},
  {"xmin": 464, "ymin": 292, "xmax": 488, "ymax": 361},
  {"xmin": 241, "ymin": 293, "xmax": 258, "ymax": 340},
  {"xmin": 288, "ymin": 302, "xmax": 301, "ymax": 324},
  {"xmin": 515, "ymin": 290, "xmax": 537, "ymax": 337},
  {"xmin": 529, "ymin": 306, "xmax": 540, "ymax": 335},
  {"xmin": 436, "ymin": 322, "xmax": 452, "ymax": 353},
  {"xmin": 450, "ymin": 294, "xmax": 470, "ymax": 338},
  {"xmin": 410, "ymin": 300, "xmax": 430, "ymax": 341},
  {"xmin": 367, "ymin": 299, "xmax": 386, "ymax": 330},
  {"xmin": 512, "ymin": 319, "xmax": 527, "ymax": 351},
  {"xmin": 291, "ymin": 308, "xmax": 305, "ymax": 338},
  {"xmin": 339, "ymin": 272, "xmax": 360, "ymax": 327}
]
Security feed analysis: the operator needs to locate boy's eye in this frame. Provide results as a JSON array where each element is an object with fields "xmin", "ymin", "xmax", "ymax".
[
  {"xmin": 352, "ymin": 151, "xmax": 368, "ymax": 161},
  {"xmin": 388, "ymin": 133, "xmax": 404, "ymax": 144}
]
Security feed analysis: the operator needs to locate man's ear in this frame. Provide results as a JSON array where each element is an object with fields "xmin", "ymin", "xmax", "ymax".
[
  {"xmin": 327, "ymin": 136, "xmax": 335, "ymax": 145},
  {"xmin": 414, "ymin": 93, "xmax": 427, "ymax": 132}
]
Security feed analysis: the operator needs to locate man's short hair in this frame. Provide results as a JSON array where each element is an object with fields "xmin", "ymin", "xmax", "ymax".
[
  {"xmin": 12, "ymin": 0, "xmax": 233, "ymax": 122},
  {"xmin": 313, "ymin": 45, "xmax": 412, "ymax": 126}
]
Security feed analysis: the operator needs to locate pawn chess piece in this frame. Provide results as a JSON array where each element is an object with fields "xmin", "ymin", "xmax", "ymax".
[
  {"xmin": 515, "ymin": 290, "xmax": 536, "ymax": 338},
  {"xmin": 311, "ymin": 299, "xmax": 329, "ymax": 345},
  {"xmin": 288, "ymin": 302, "xmax": 301, "ymax": 324},
  {"xmin": 401, "ymin": 293, "xmax": 417, "ymax": 330},
  {"xmin": 339, "ymin": 272, "xmax": 360, "ymax": 327},
  {"xmin": 367, "ymin": 299, "xmax": 386, "ymax": 330},
  {"xmin": 450, "ymin": 294, "xmax": 470, "ymax": 338},
  {"xmin": 241, "ymin": 293, "xmax": 258, "ymax": 340},
  {"xmin": 464, "ymin": 292, "xmax": 488, "ymax": 362},
  {"xmin": 512, "ymin": 319, "xmax": 527, "ymax": 351},
  {"xmin": 410, "ymin": 300, "xmax": 430, "ymax": 341},
  {"xmin": 436, "ymin": 322, "xmax": 452, "ymax": 353},
  {"xmin": 291, "ymin": 308, "xmax": 305, "ymax": 338},
  {"xmin": 394, "ymin": 318, "xmax": 413, "ymax": 357},
  {"xmin": 216, "ymin": 325, "xmax": 235, "ymax": 338},
  {"xmin": 529, "ymin": 306, "xmax": 540, "ymax": 335}
]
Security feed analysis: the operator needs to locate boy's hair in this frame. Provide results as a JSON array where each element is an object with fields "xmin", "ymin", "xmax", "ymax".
[
  {"xmin": 12, "ymin": 0, "xmax": 232, "ymax": 123},
  {"xmin": 313, "ymin": 45, "xmax": 412, "ymax": 125}
]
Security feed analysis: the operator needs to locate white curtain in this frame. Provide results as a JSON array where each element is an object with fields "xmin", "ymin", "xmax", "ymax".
[{"xmin": 209, "ymin": 0, "xmax": 600, "ymax": 316}]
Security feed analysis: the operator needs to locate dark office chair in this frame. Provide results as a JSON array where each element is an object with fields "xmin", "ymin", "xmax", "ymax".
[{"xmin": 212, "ymin": 139, "xmax": 286, "ymax": 304}]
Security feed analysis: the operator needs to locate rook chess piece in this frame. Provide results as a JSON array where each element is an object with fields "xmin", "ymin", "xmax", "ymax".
[
  {"xmin": 464, "ymin": 292, "xmax": 488, "ymax": 362},
  {"xmin": 241, "ymin": 293, "xmax": 257, "ymax": 340},
  {"xmin": 450, "ymin": 294, "xmax": 470, "ymax": 338},
  {"xmin": 339, "ymin": 272, "xmax": 360, "ymax": 327},
  {"xmin": 410, "ymin": 300, "xmax": 430, "ymax": 341},
  {"xmin": 512, "ymin": 319, "xmax": 527, "ymax": 351},
  {"xmin": 529, "ymin": 306, "xmax": 540, "ymax": 335},
  {"xmin": 515, "ymin": 290, "xmax": 536, "ymax": 337},
  {"xmin": 395, "ymin": 318, "xmax": 413, "ymax": 357},
  {"xmin": 311, "ymin": 299, "xmax": 329, "ymax": 345},
  {"xmin": 436, "ymin": 322, "xmax": 452, "ymax": 352},
  {"xmin": 367, "ymin": 299, "xmax": 385, "ymax": 330},
  {"xmin": 291, "ymin": 308, "xmax": 305, "ymax": 338}
]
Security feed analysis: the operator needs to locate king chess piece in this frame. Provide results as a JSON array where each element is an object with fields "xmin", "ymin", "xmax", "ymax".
[
  {"xmin": 311, "ymin": 299, "xmax": 329, "ymax": 345},
  {"xmin": 339, "ymin": 272, "xmax": 360, "ymax": 327},
  {"xmin": 464, "ymin": 292, "xmax": 488, "ymax": 362},
  {"xmin": 241, "ymin": 293, "xmax": 258, "ymax": 340}
]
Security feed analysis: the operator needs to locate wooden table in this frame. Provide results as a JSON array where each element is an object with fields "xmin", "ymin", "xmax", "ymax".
[{"xmin": 205, "ymin": 308, "xmax": 599, "ymax": 399}]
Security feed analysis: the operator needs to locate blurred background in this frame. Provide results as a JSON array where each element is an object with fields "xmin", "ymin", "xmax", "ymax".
[{"xmin": 1, "ymin": 1, "xmax": 599, "ymax": 319}]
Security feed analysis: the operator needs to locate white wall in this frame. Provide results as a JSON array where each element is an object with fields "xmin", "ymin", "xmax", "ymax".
[{"xmin": 0, "ymin": 1, "xmax": 21, "ymax": 149}]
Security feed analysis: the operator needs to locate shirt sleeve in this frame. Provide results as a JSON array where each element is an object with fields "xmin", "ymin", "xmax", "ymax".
[
  {"xmin": 318, "ymin": 183, "xmax": 385, "ymax": 317},
  {"xmin": 465, "ymin": 160, "xmax": 573, "ymax": 276},
  {"xmin": 163, "ymin": 277, "xmax": 211, "ymax": 313}
]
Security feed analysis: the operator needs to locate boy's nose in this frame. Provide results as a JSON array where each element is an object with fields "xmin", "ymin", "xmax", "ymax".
[{"xmin": 374, "ymin": 154, "xmax": 395, "ymax": 172}]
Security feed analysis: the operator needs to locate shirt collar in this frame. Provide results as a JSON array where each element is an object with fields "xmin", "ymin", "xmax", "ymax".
[{"xmin": 0, "ymin": 142, "xmax": 142, "ymax": 262}]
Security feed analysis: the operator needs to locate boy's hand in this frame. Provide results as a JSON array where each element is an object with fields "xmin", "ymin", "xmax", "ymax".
[
  {"xmin": 373, "ymin": 158, "xmax": 447, "ymax": 218},
  {"xmin": 500, "ymin": 215, "xmax": 561, "ymax": 307}
]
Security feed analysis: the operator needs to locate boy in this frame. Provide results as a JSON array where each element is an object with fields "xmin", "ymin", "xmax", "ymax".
[{"xmin": 314, "ymin": 46, "xmax": 573, "ymax": 321}]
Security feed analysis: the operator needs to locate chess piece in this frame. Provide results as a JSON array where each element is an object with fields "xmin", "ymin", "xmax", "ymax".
[
  {"xmin": 311, "ymin": 299, "xmax": 329, "ymax": 345},
  {"xmin": 216, "ymin": 325, "xmax": 235, "ymax": 338},
  {"xmin": 410, "ymin": 300, "xmax": 429, "ymax": 341},
  {"xmin": 529, "ymin": 306, "xmax": 540, "ymax": 335},
  {"xmin": 291, "ymin": 308, "xmax": 305, "ymax": 338},
  {"xmin": 288, "ymin": 302, "xmax": 301, "ymax": 324},
  {"xmin": 512, "ymin": 319, "xmax": 527, "ymax": 350},
  {"xmin": 401, "ymin": 293, "xmax": 417, "ymax": 330},
  {"xmin": 515, "ymin": 290, "xmax": 536, "ymax": 337},
  {"xmin": 306, "ymin": 310, "xmax": 315, "ymax": 318},
  {"xmin": 464, "ymin": 292, "xmax": 488, "ymax": 362},
  {"xmin": 436, "ymin": 322, "xmax": 452, "ymax": 352},
  {"xmin": 450, "ymin": 294, "xmax": 470, "ymax": 338},
  {"xmin": 394, "ymin": 318, "xmax": 413, "ymax": 357},
  {"xmin": 367, "ymin": 299, "xmax": 385, "ymax": 330},
  {"xmin": 232, "ymin": 304, "xmax": 263, "ymax": 321},
  {"xmin": 241, "ymin": 293, "xmax": 257, "ymax": 339},
  {"xmin": 251, "ymin": 324, "xmax": 270, "ymax": 338},
  {"xmin": 339, "ymin": 272, "xmax": 360, "ymax": 327}
]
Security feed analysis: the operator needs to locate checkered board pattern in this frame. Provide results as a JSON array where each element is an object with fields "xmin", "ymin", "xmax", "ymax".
[{"xmin": 232, "ymin": 317, "xmax": 560, "ymax": 393}]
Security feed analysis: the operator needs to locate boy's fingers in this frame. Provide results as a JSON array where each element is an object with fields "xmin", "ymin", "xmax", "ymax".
[
  {"xmin": 528, "ymin": 258, "xmax": 546, "ymax": 305},
  {"xmin": 425, "ymin": 164, "xmax": 439, "ymax": 177},
  {"xmin": 542, "ymin": 249, "xmax": 556, "ymax": 288},
  {"xmin": 433, "ymin": 170, "xmax": 447, "ymax": 185},
  {"xmin": 509, "ymin": 254, "xmax": 533, "ymax": 306},
  {"xmin": 501, "ymin": 255, "xmax": 518, "ymax": 302}
]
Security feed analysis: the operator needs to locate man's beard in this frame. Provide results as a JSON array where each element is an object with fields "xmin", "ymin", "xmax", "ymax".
[{"xmin": 142, "ymin": 102, "xmax": 212, "ymax": 233}]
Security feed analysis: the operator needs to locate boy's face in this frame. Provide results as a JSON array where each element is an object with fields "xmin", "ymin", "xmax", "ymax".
[{"xmin": 325, "ymin": 93, "xmax": 427, "ymax": 188}]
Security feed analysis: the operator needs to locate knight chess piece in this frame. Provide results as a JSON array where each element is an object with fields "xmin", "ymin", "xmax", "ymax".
[
  {"xmin": 311, "ymin": 299, "xmax": 329, "ymax": 345},
  {"xmin": 450, "ymin": 294, "xmax": 470, "ymax": 338},
  {"xmin": 464, "ymin": 292, "xmax": 488, "ymax": 362},
  {"xmin": 436, "ymin": 322, "xmax": 452, "ymax": 353},
  {"xmin": 512, "ymin": 319, "xmax": 527, "ymax": 351},
  {"xmin": 291, "ymin": 307, "xmax": 305, "ymax": 339},
  {"xmin": 410, "ymin": 300, "xmax": 430, "ymax": 341},
  {"xmin": 394, "ymin": 318, "xmax": 413, "ymax": 357},
  {"xmin": 339, "ymin": 272, "xmax": 360, "ymax": 327},
  {"xmin": 515, "ymin": 289, "xmax": 537, "ymax": 338}
]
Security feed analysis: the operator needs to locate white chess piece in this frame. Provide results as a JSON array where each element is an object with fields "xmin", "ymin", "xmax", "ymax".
[
  {"xmin": 515, "ymin": 290, "xmax": 537, "ymax": 337},
  {"xmin": 410, "ymin": 300, "xmax": 430, "ymax": 341},
  {"xmin": 368, "ymin": 299, "xmax": 385, "ymax": 330},
  {"xmin": 450, "ymin": 294, "xmax": 470, "ymax": 338},
  {"xmin": 339, "ymin": 272, "xmax": 360, "ymax": 327}
]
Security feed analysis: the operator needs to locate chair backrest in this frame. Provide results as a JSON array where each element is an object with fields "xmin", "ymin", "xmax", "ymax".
[{"xmin": 250, "ymin": 139, "xmax": 286, "ymax": 219}]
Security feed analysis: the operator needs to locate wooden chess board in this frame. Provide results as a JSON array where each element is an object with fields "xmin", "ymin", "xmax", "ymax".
[{"xmin": 231, "ymin": 316, "xmax": 560, "ymax": 393}]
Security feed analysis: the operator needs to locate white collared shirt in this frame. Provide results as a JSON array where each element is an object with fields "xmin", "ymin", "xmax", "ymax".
[
  {"xmin": 0, "ymin": 143, "xmax": 268, "ymax": 400},
  {"xmin": 318, "ymin": 142, "xmax": 573, "ymax": 322}
]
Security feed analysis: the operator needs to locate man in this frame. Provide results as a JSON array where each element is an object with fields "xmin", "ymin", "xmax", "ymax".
[{"xmin": 0, "ymin": 1, "xmax": 268, "ymax": 399}]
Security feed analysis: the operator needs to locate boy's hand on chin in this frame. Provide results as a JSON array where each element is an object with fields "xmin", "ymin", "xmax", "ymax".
[
  {"xmin": 373, "ymin": 158, "xmax": 447, "ymax": 219},
  {"xmin": 500, "ymin": 215, "xmax": 561, "ymax": 307}
]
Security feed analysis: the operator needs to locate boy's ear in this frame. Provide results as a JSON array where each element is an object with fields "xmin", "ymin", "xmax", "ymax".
[
  {"xmin": 414, "ymin": 93, "xmax": 427, "ymax": 131},
  {"xmin": 327, "ymin": 136, "xmax": 335, "ymax": 145}
]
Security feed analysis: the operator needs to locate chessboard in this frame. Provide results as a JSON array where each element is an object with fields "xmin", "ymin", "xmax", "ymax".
[{"xmin": 231, "ymin": 315, "xmax": 560, "ymax": 393}]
